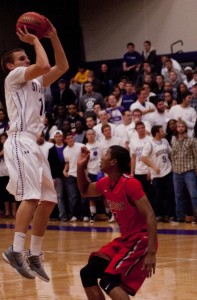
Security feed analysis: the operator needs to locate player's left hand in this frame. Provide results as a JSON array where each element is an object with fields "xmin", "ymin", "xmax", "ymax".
[
  {"xmin": 142, "ymin": 253, "xmax": 156, "ymax": 278},
  {"xmin": 43, "ymin": 18, "xmax": 57, "ymax": 38}
]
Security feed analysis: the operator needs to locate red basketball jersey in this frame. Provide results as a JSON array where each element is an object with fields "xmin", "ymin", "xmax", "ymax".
[{"xmin": 96, "ymin": 175, "xmax": 147, "ymax": 240}]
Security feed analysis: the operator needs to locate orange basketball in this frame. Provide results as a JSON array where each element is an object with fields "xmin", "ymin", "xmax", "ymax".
[{"xmin": 16, "ymin": 12, "xmax": 50, "ymax": 39}]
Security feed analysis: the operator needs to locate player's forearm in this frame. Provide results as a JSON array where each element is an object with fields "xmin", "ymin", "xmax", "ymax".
[
  {"xmin": 50, "ymin": 35, "xmax": 69, "ymax": 73},
  {"xmin": 33, "ymin": 38, "xmax": 51, "ymax": 70},
  {"xmin": 146, "ymin": 211, "xmax": 157, "ymax": 254}
]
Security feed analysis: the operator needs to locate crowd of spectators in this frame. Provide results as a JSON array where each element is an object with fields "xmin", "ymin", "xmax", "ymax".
[{"xmin": 1, "ymin": 40, "xmax": 197, "ymax": 224}]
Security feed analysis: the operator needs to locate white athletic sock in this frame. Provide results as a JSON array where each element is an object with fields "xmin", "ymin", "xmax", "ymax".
[
  {"xmin": 13, "ymin": 232, "xmax": 26, "ymax": 252},
  {"xmin": 90, "ymin": 206, "xmax": 96, "ymax": 214},
  {"xmin": 30, "ymin": 235, "xmax": 43, "ymax": 256}
]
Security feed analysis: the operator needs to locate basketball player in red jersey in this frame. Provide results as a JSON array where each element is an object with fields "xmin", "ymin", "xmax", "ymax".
[{"xmin": 77, "ymin": 145, "xmax": 157, "ymax": 300}]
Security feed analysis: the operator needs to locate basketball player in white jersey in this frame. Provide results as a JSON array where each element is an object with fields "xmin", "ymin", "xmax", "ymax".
[{"xmin": 1, "ymin": 21, "xmax": 69, "ymax": 281}]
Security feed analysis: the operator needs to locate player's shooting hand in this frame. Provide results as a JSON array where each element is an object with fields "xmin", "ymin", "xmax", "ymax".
[
  {"xmin": 77, "ymin": 146, "xmax": 90, "ymax": 169},
  {"xmin": 16, "ymin": 26, "xmax": 38, "ymax": 45},
  {"xmin": 43, "ymin": 18, "xmax": 57, "ymax": 38},
  {"xmin": 142, "ymin": 252, "xmax": 156, "ymax": 278}
]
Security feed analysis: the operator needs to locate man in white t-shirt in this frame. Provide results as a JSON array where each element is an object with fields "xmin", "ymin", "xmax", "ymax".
[
  {"xmin": 130, "ymin": 121, "xmax": 153, "ymax": 204},
  {"xmin": 98, "ymin": 124, "xmax": 121, "ymax": 158},
  {"xmin": 130, "ymin": 87, "xmax": 155, "ymax": 123},
  {"xmin": 63, "ymin": 133, "xmax": 84, "ymax": 222},
  {"xmin": 148, "ymin": 99, "xmax": 169, "ymax": 132},
  {"xmin": 168, "ymin": 91, "xmax": 197, "ymax": 136},
  {"xmin": 141, "ymin": 125, "xmax": 175, "ymax": 222},
  {"xmin": 114, "ymin": 110, "xmax": 132, "ymax": 148},
  {"xmin": 93, "ymin": 110, "xmax": 116, "ymax": 141}
]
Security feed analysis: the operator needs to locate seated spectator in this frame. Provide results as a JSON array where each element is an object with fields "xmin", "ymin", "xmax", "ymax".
[
  {"xmin": 191, "ymin": 82, "xmax": 197, "ymax": 112},
  {"xmin": 85, "ymin": 115, "xmax": 96, "ymax": 130},
  {"xmin": 153, "ymin": 75, "xmax": 165, "ymax": 97},
  {"xmin": 168, "ymin": 71, "xmax": 182, "ymax": 91},
  {"xmin": 163, "ymin": 91, "xmax": 177, "ymax": 110},
  {"xmin": 176, "ymin": 82, "xmax": 189, "ymax": 104},
  {"xmin": 162, "ymin": 58, "xmax": 185, "ymax": 82},
  {"xmin": 112, "ymin": 85, "xmax": 124, "ymax": 106},
  {"xmin": 97, "ymin": 63, "xmax": 114, "ymax": 97},
  {"xmin": 142, "ymin": 83, "xmax": 156, "ymax": 102},
  {"xmin": 86, "ymin": 70, "xmax": 101, "ymax": 93},
  {"xmin": 54, "ymin": 104, "xmax": 67, "ymax": 130},
  {"xmin": 0, "ymin": 109, "xmax": 9, "ymax": 135},
  {"xmin": 43, "ymin": 113, "xmax": 58, "ymax": 142},
  {"xmin": 73, "ymin": 63, "xmax": 90, "ymax": 84},
  {"xmin": 66, "ymin": 103, "xmax": 85, "ymax": 134},
  {"xmin": 163, "ymin": 81, "xmax": 177, "ymax": 99},
  {"xmin": 53, "ymin": 78, "xmax": 76, "ymax": 108},
  {"xmin": 93, "ymin": 103, "xmax": 102, "ymax": 124},
  {"xmin": 160, "ymin": 55, "xmax": 184, "ymax": 76}
]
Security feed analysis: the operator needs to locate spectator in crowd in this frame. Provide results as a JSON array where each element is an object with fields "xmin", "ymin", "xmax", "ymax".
[
  {"xmin": 66, "ymin": 103, "xmax": 85, "ymax": 134},
  {"xmin": 37, "ymin": 131, "xmax": 54, "ymax": 159},
  {"xmin": 114, "ymin": 110, "xmax": 132, "ymax": 148},
  {"xmin": 93, "ymin": 103, "xmax": 102, "ymax": 124},
  {"xmin": 0, "ymin": 133, "xmax": 17, "ymax": 218},
  {"xmin": 78, "ymin": 82, "xmax": 105, "ymax": 118},
  {"xmin": 142, "ymin": 83, "xmax": 156, "ymax": 102},
  {"xmin": 153, "ymin": 75, "xmax": 165, "ymax": 97},
  {"xmin": 122, "ymin": 42, "xmax": 141, "ymax": 82},
  {"xmin": 136, "ymin": 62, "xmax": 154, "ymax": 88},
  {"xmin": 62, "ymin": 120, "xmax": 72, "ymax": 138},
  {"xmin": 54, "ymin": 104, "xmax": 67, "ymax": 130},
  {"xmin": 121, "ymin": 81, "xmax": 137, "ymax": 110},
  {"xmin": 126, "ymin": 109, "xmax": 151, "ymax": 148},
  {"xmin": 160, "ymin": 55, "xmax": 183, "ymax": 77},
  {"xmin": 176, "ymin": 82, "xmax": 188, "ymax": 104},
  {"xmin": 43, "ymin": 113, "xmax": 58, "ymax": 142},
  {"xmin": 168, "ymin": 91, "xmax": 197, "ymax": 136},
  {"xmin": 163, "ymin": 91, "xmax": 177, "ymax": 110},
  {"xmin": 162, "ymin": 58, "xmax": 185, "ymax": 82},
  {"xmin": 141, "ymin": 40, "xmax": 158, "ymax": 70},
  {"xmin": 0, "ymin": 108, "xmax": 9, "ymax": 135},
  {"xmin": 53, "ymin": 78, "xmax": 76, "ymax": 108},
  {"xmin": 93, "ymin": 110, "xmax": 116, "ymax": 142},
  {"xmin": 163, "ymin": 81, "xmax": 177, "ymax": 100},
  {"xmin": 191, "ymin": 82, "xmax": 197, "ymax": 112},
  {"xmin": 112, "ymin": 85, "xmax": 124, "ymax": 107},
  {"xmin": 73, "ymin": 63, "xmax": 90, "ymax": 85},
  {"xmin": 86, "ymin": 70, "xmax": 101, "ymax": 93},
  {"xmin": 168, "ymin": 71, "xmax": 182, "ymax": 91},
  {"xmin": 165, "ymin": 119, "xmax": 177, "ymax": 145},
  {"xmin": 183, "ymin": 66, "xmax": 195, "ymax": 91},
  {"xmin": 149, "ymin": 98, "xmax": 169, "ymax": 132},
  {"xmin": 73, "ymin": 120, "xmax": 86, "ymax": 144},
  {"xmin": 98, "ymin": 124, "xmax": 121, "ymax": 158},
  {"xmin": 141, "ymin": 125, "xmax": 175, "ymax": 222},
  {"xmin": 130, "ymin": 121, "xmax": 153, "ymax": 206},
  {"xmin": 106, "ymin": 95, "xmax": 124, "ymax": 126},
  {"xmin": 98, "ymin": 63, "xmax": 114, "ymax": 97},
  {"xmin": 170, "ymin": 120, "xmax": 197, "ymax": 223},
  {"xmin": 63, "ymin": 133, "xmax": 85, "ymax": 222},
  {"xmin": 130, "ymin": 88, "xmax": 155, "ymax": 123},
  {"xmin": 48, "ymin": 130, "xmax": 68, "ymax": 222},
  {"xmin": 85, "ymin": 115, "xmax": 96, "ymax": 130},
  {"xmin": 85, "ymin": 129, "xmax": 102, "ymax": 222}
]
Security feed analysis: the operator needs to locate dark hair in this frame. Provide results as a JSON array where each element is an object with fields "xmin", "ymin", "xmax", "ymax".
[
  {"xmin": 110, "ymin": 145, "xmax": 130, "ymax": 173},
  {"xmin": 101, "ymin": 123, "xmax": 111, "ymax": 133},
  {"xmin": 144, "ymin": 40, "xmax": 151, "ymax": 45},
  {"xmin": 151, "ymin": 125, "xmax": 162, "ymax": 137},
  {"xmin": 127, "ymin": 42, "xmax": 135, "ymax": 47},
  {"xmin": 135, "ymin": 121, "xmax": 145, "ymax": 129},
  {"xmin": 1, "ymin": 48, "xmax": 24, "ymax": 74}
]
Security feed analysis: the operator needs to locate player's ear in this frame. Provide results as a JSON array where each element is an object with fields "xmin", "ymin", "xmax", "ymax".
[
  {"xmin": 6, "ymin": 63, "xmax": 15, "ymax": 71},
  {"xmin": 110, "ymin": 158, "xmax": 117, "ymax": 167}
]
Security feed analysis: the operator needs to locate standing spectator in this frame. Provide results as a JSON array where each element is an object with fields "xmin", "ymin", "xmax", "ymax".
[
  {"xmin": 130, "ymin": 121, "xmax": 153, "ymax": 206},
  {"xmin": 170, "ymin": 120, "xmax": 197, "ymax": 223},
  {"xmin": 183, "ymin": 66, "xmax": 195, "ymax": 91},
  {"xmin": 106, "ymin": 95, "xmax": 124, "ymax": 126},
  {"xmin": 122, "ymin": 42, "xmax": 141, "ymax": 82},
  {"xmin": 63, "ymin": 133, "xmax": 84, "ymax": 221},
  {"xmin": 85, "ymin": 129, "xmax": 102, "ymax": 222},
  {"xmin": 93, "ymin": 110, "xmax": 116, "ymax": 142},
  {"xmin": 141, "ymin": 125, "xmax": 175, "ymax": 222},
  {"xmin": 168, "ymin": 91, "xmax": 197, "ymax": 136},
  {"xmin": 85, "ymin": 115, "xmax": 96, "ymax": 130},
  {"xmin": 78, "ymin": 82, "xmax": 105, "ymax": 118},
  {"xmin": 121, "ymin": 81, "xmax": 137, "ymax": 110},
  {"xmin": 149, "ymin": 98, "xmax": 169, "ymax": 132},
  {"xmin": 43, "ymin": 113, "xmax": 58, "ymax": 142},
  {"xmin": 141, "ymin": 40, "xmax": 158, "ymax": 70},
  {"xmin": 0, "ymin": 133, "xmax": 17, "ymax": 218},
  {"xmin": 112, "ymin": 85, "xmax": 124, "ymax": 106},
  {"xmin": 54, "ymin": 104, "xmax": 67, "ymax": 130},
  {"xmin": 48, "ymin": 130, "xmax": 68, "ymax": 222},
  {"xmin": 115, "ymin": 110, "xmax": 132, "ymax": 148},
  {"xmin": 191, "ymin": 83, "xmax": 197, "ymax": 112},
  {"xmin": 153, "ymin": 75, "xmax": 165, "ymax": 98},
  {"xmin": 73, "ymin": 120, "xmax": 86, "ymax": 144},
  {"xmin": 176, "ymin": 82, "xmax": 188, "ymax": 104},
  {"xmin": 37, "ymin": 132, "xmax": 54, "ymax": 160},
  {"xmin": 98, "ymin": 124, "xmax": 121, "ymax": 158},
  {"xmin": 66, "ymin": 103, "xmax": 85, "ymax": 134}
]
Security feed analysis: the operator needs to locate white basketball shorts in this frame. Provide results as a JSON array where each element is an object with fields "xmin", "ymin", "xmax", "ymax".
[{"xmin": 4, "ymin": 131, "xmax": 57, "ymax": 203}]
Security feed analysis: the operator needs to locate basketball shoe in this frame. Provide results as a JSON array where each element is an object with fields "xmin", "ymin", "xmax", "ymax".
[
  {"xmin": 2, "ymin": 245, "xmax": 35, "ymax": 279},
  {"xmin": 27, "ymin": 250, "xmax": 50, "ymax": 282}
]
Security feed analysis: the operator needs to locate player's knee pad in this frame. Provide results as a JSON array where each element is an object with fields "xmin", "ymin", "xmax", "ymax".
[
  {"xmin": 80, "ymin": 256, "xmax": 110, "ymax": 288},
  {"xmin": 100, "ymin": 273, "xmax": 121, "ymax": 294}
]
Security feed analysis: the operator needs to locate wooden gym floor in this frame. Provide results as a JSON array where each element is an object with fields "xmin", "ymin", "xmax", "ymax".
[{"xmin": 0, "ymin": 218, "xmax": 197, "ymax": 300}]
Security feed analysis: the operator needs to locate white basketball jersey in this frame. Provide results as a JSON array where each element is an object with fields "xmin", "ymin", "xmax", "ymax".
[{"xmin": 5, "ymin": 67, "xmax": 45, "ymax": 136}]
